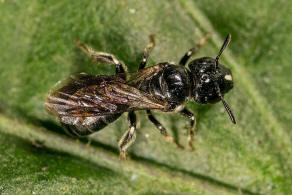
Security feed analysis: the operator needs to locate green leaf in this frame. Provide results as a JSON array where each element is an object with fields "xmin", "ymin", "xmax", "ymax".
[{"xmin": 0, "ymin": 0, "xmax": 291, "ymax": 194}]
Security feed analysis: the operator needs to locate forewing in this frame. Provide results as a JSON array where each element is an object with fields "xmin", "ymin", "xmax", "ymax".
[
  {"xmin": 126, "ymin": 63, "xmax": 168, "ymax": 87},
  {"xmin": 46, "ymin": 73, "xmax": 169, "ymax": 117}
]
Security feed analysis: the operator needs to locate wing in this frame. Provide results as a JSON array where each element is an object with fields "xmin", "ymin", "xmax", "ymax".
[
  {"xmin": 45, "ymin": 73, "xmax": 170, "ymax": 117},
  {"xmin": 126, "ymin": 62, "xmax": 168, "ymax": 87}
]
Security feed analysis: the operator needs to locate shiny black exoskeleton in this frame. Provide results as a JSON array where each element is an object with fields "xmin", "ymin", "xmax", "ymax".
[
  {"xmin": 137, "ymin": 58, "xmax": 234, "ymax": 109},
  {"xmin": 138, "ymin": 63, "xmax": 191, "ymax": 107},
  {"xmin": 189, "ymin": 57, "xmax": 233, "ymax": 104},
  {"xmin": 46, "ymin": 33, "xmax": 236, "ymax": 159},
  {"xmin": 135, "ymin": 35, "xmax": 235, "ymax": 124}
]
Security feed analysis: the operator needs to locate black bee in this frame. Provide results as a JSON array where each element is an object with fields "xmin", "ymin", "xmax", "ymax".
[{"xmin": 46, "ymin": 33, "xmax": 236, "ymax": 159}]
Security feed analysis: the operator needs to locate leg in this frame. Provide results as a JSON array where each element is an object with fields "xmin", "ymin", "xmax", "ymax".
[
  {"xmin": 118, "ymin": 111, "xmax": 137, "ymax": 160},
  {"xmin": 179, "ymin": 33, "xmax": 211, "ymax": 66},
  {"xmin": 75, "ymin": 39, "xmax": 126, "ymax": 76},
  {"xmin": 179, "ymin": 108, "xmax": 196, "ymax": 151},
  {"xmin": 147, "ymin": 110, "xmax": 183, "ymax": 149},
  {"xmin": 139, "ymin": 34, "xmax": 155, "ymax": 70}
]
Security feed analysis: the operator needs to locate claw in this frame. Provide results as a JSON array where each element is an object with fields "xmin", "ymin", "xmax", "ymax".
[
  {"xmin": 119, "ymin": 151, "xmax": 128, "ymax": 160},
  {"xmin": 188, "ymin": 135, "xmax": 195, "ymax": 151},
  {"xmin": 165, "ymin": 135, "xmax": 174, "ymax": 143}
]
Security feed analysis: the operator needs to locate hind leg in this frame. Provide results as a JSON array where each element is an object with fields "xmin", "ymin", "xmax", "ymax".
[
  {"xmin": 75, "ymin": 40, "xmax": 127, "ymax": 78},
  {"xmin": 118, "ymin": 111, "xmax": 137, "ymax": 160}
]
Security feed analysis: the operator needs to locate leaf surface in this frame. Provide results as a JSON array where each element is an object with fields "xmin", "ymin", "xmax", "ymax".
[{"xmin": 0, "ymin": 0, "xmax": 291, "ymax": 194}]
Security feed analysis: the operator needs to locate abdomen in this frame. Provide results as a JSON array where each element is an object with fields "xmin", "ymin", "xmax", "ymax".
[{"xmin": 61, "ymin": 114, "xmax": 122, "ymax": 137}]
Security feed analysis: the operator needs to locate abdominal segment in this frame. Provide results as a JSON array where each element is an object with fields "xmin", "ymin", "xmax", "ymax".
[{"xmin": 60, "ymin": 113, "xmax": 122, "ymax": 137}]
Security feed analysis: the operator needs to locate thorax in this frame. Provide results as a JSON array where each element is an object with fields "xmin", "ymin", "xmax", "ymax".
[{"xmin": 138, "ymin": 63, "xmax": 192, "ymax": 108}]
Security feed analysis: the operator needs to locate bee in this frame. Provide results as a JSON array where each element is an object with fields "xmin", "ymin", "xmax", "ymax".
[{"xmin": 46, "ymin": 33, "xmax": 236, "ymax": 159}]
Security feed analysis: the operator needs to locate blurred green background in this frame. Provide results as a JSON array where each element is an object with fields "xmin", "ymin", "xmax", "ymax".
[{"xmin": 1, "ymin": 0, "xmax": 292, "ymax": 194}]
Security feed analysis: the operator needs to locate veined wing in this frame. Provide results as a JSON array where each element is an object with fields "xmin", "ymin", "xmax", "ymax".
[
  {"xmin": 45, "ymin": 73, "xmax": 169, "ymax": 117},
  {"xmin": 126, "ymin": 63, "xmax": 168, "ymax": 87}
]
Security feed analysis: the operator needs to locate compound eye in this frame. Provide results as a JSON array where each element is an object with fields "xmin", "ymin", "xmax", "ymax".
[{"xmin": 201, "ymin": 74, "xmax": 210, "ymax": 83}]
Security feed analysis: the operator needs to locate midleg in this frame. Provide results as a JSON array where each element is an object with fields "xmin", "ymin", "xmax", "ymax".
[
  {"xmin": 179, "ymin": 33, "xmax": 211, "ymax": 66},
  {"xmin": 139, "ymin": 34, "xmax": 155, "ymax": 70},
  {"xmin": 179, "ymin": 108, "xmax": 196, "ymax": 151},
  {"xmin": 146, "ymin": 110, "xmax": 183, "ymax": 149},
  {"xmin": 75, "ymin": 39, "xmax": 127, "ymax": 78},
  {"xmin": 118, "ymin": 111, "xmax": 137, "ymax": 160}
]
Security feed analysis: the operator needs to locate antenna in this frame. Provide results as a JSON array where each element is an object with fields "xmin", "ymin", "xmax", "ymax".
[
  {"xmin": 215, "ymin": 34, "xmax": 231, "ymax": 68},
  {"xmin": 215, "ymin": 82, "xmax": 236, "ymax": 124},
  {"xmin": 221, "ymin": 96, "xmax": 236, "ymax": 124}
]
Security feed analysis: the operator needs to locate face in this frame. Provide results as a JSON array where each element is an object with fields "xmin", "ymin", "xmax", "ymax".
[{"xmin": 188, "ymin": 57, "xmax": 233, "ymax": 104}]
